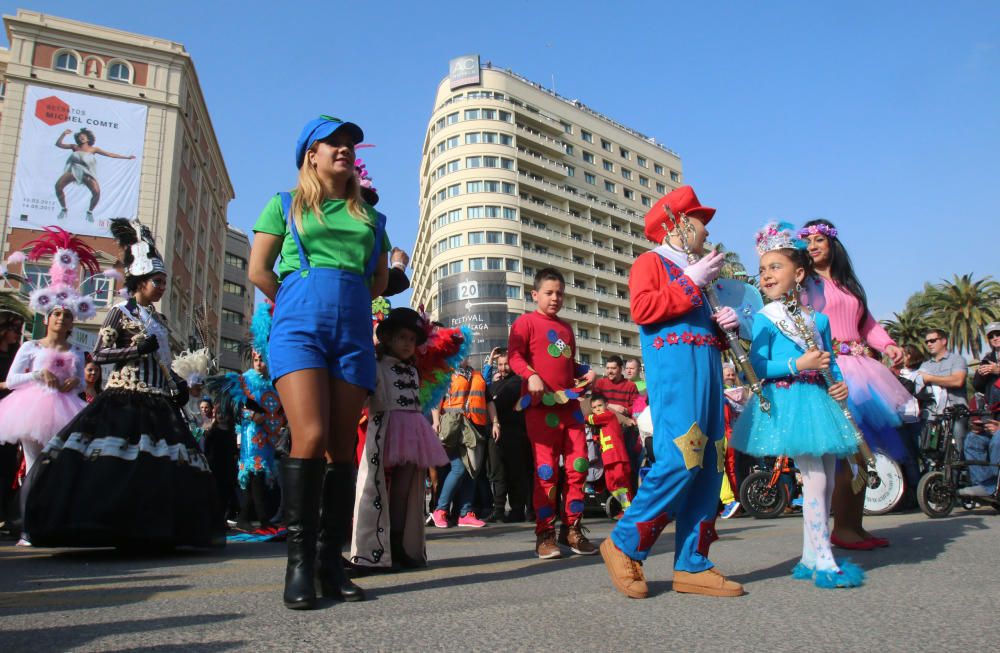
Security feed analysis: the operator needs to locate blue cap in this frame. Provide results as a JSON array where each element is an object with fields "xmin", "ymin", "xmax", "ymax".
[{"xmin": 295, "ymin": 115, "xmax": 364, "ymax": 169}]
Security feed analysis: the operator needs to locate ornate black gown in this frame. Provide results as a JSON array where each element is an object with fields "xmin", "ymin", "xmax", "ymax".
[{"xmin": 24, "ymin": 299, "xmax": 224, "ymax": 548}]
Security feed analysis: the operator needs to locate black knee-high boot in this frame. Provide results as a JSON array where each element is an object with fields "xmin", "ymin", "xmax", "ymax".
[
  {"xmin": 282, "ymin": 457, "xmax": 325, "ymax": 610},
  {"xmin": 317, "ymin": 462, "xmax": 365, "ymax": 602}
]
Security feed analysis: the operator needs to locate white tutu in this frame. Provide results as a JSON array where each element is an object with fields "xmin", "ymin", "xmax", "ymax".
[{"xmin": 0, "ymin": 384, "xmax": 87, "ymax": 446}]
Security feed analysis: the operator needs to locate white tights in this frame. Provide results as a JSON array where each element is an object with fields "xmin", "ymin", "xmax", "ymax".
[
  {"xmin": 22, "ymin": 440, "xmax": 43, "ymax": 474},
  {"xmin": 797, "ymin": 454, "xmax": 839, "ymax": 572}
]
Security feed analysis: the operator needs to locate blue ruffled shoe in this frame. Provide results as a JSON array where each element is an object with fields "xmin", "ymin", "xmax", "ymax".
[
  {"xmin": 790, "ymin": 562, "xmax": 814, "ymax": 580},
  {"xmin": 814, "ymin": 559, "xmax": 865, "ymax": 589}
]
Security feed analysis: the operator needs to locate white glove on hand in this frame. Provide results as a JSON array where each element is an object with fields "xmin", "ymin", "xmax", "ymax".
[
  {"xmin": 713, "ymin": 305, "xmax": 739, "ymax": 331},
  {"xmin": 683, "ymin": 250, "xmax": 725, "ymax": 287}
]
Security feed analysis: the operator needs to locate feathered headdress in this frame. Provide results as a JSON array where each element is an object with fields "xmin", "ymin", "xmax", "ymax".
[
  {"xmin": 4, "ymin": 225, "xmax": 112, "ymax": 320},
  {"xmin": 172, "ymin": 348, "xmax": 214, "ymax": 386},
  {"xmin": 355, "ymin": 155, "xmax": 379, "ymax": 206},
  {"xmin": 411, "ymin": 305, "xmax": 471, "ymax": 413},
  {"xmin": 110, "ymin": 218, "xmax": 166, "ymax": 278},
  {"xmin": 250, "ymin": 301, "xmax": 274, "ymax": 367},
  {"xmin": 754, "ymin": 221, "xmax": 805, "ymax": 256}
]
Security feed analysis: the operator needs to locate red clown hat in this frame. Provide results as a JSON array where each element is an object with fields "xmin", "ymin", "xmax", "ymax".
[{"xmin": 643, "ymin": 185, "xmax": 716, "ymax": 244}]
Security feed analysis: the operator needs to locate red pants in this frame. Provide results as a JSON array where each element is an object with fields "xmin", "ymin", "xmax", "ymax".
[
  {"xmin": 525, "ymin": 403, "xmax": 587, "ymax": 534},
  {"xmin": 603, "ymin": 461, "xmax": 633, "ymax": 513}
]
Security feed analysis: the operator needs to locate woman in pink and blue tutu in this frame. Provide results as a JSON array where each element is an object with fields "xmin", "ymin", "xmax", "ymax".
[{"xmin": 799, "ymin": 219, "xmax": 913, "ymax": 550}]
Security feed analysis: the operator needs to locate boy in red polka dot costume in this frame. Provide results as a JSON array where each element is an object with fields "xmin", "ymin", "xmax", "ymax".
[{"xmin": 508, "ymin": 268, "xmax": 597, "ymax": 559}]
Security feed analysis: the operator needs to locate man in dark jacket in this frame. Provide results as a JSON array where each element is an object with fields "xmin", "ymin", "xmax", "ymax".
[{"xmin": 488, "ymin": 350, "xmax": 532, "ymax": 522}]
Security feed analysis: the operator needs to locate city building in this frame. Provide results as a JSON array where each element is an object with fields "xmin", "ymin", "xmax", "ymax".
[
  {"xmin": 411, "ymin": 55, "xmax": 685, "ymax": 367},
  {"xmin": 218, "ymin": 225, "xmax": 252, "ymax": 373},
  {"xmin": 0, "ymin": 9, "xmax": 233, "ymax": 353}
]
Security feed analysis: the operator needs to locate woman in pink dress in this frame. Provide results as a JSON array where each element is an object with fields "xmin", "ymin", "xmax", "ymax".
[{"xmin": 799, "ymin": 219, "xmax": 912, "ymax": 550}]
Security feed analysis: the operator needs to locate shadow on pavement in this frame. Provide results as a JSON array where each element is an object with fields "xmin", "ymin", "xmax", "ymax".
[{"xmin": 1, "ymin": 613, "xmax": 244, "ymax": 652}]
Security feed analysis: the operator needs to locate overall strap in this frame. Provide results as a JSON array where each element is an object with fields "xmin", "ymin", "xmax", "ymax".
[
  {"xmin": 280, "ymin": 192, "xmax": 311, "ymax": 273},
  {"xmin": 363, "ymin": 210, "xmax": 387, "ymax": 280}
]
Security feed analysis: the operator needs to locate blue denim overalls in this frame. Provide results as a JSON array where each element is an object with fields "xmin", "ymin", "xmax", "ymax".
[{"xmin": 268, "ymin": 192, "xmax": 385, "ymax": 391}]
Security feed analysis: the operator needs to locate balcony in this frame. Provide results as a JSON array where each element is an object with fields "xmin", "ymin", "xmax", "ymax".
[
  {"xmin": 515, "ymin": 124, "xmax": 566, "ymax": 157},
  {"xmin": 516, "ymin": 148, "xmax": 568, "ymax": 177}
]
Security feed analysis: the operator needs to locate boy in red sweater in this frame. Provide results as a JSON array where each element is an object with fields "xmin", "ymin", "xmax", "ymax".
[
  {"xmin": 508, "ymin": 268, "xmax": 597, "ymax": 559},
  {"xmin": 587, "ymin": 393, "xmax": 634, "ymax": 518}
]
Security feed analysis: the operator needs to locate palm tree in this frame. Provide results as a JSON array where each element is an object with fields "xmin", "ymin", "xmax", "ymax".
[
  {"xmin": 921, "ymin": 274, "xmax": 1000, "ymax": 358},
  {"xmin": 712, "ymin": 242, "xmax": 749, "ymax": 280},
  {"xmin": 882, "ymin": 305, "xmax": 938, "ymax": 354}
]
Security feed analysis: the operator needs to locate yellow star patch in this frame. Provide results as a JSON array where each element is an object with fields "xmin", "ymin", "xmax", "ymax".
[
  {"xmin": 715, "ymin": 439, "xmax": 727, "ymax": 473},
  {"xmin": 673, "ymin": 423, "xmax": 708, "ymax": 470}
]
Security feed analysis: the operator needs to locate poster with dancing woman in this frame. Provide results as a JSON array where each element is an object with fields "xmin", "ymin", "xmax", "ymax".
[{"xmin": 8, "ymin": 85, "xmax": 147, "ymax": 237}]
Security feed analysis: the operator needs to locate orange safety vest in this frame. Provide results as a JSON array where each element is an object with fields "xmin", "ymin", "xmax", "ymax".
[{"xmin": 442, "ymin": 371, "xmax": 489, "ymax": 426}]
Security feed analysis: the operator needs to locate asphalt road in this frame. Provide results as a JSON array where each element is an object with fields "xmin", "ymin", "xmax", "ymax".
[{"xmin": 1, "ymin": 507, "xmax": 997, "ymax": 652}]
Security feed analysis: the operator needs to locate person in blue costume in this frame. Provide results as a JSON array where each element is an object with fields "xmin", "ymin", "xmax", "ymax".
[
  {"xmin": 600, "ymin": 186, "xmax": 745, "ymax": 599},
  {"xmin": 207, "ymin": 303, "xmax": 284, "ymax": 534},
  {"xmin": 248, "ymin": 116, "xmax": 389, "ymax": 609},
  {"xmin": 731, "ymin": 222, "xmax": 865, "ymax": 589}
]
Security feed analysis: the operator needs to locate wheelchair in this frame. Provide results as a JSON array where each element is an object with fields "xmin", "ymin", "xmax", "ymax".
[{"xmin": 916, "ymin": 405, "xmax": 1000, "ymax": 518}]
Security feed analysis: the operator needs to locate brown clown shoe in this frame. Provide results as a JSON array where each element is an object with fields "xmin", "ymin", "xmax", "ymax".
[
  {"xmin": 672, "ymin": 568, "xmax": 745, "ymax": 597},
  {"xmin": 600, "ymin": 538, "xmax": 648, "ymax": 599}
]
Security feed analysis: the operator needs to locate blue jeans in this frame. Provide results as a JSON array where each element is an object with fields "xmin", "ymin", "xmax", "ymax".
[
  {"xmin": 964, "ymin": 431, "xmax": 1000, "ymax": 489},
  {"xmin": 436, "ymin": 454, "xmax": 474, "ymax": 516}
]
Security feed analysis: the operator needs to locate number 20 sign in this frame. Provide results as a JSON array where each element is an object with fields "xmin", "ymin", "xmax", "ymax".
[{"xmin": 458, "ymin": 280, "xmax": 479, "ymax": 299}]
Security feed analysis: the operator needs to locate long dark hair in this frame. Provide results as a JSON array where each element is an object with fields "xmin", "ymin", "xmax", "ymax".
[{"xmin": 803, "ymin": 218, "xmax": 870, "ymax": 332}]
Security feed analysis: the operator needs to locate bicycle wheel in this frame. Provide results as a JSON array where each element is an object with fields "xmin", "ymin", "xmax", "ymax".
[
  {"xmin": 739, "ymin": 471, "xmax": 788, "ymax": 519},
  {"xmin": 917, "ymin": 471, "xmax": 955, "ymax": 518}
]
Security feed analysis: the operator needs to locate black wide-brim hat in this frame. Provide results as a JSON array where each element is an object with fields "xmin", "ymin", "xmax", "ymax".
[{"xmin": 376, "ymin": 307, "xmax": 428, "ymax": 345}]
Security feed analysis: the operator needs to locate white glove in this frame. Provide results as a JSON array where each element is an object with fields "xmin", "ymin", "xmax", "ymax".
[
  {"xmin": 713, "ymin": 305, "xmax": 739, "ymax": 331},
  {"xmin": 683, "ymin": 250, "xmax": 724, "ymax": 287}
]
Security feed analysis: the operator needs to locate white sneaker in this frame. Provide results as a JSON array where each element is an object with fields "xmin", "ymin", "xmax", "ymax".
[
  {"xmin": 958, "ymin": 485, "xmax": 992, "ymax": 497},
  {"xmin": 16, "ymin": 537, "xmax": 32, "ymax": 547}
]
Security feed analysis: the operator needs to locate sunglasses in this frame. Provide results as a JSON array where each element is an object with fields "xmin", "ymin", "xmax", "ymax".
[
  {"xmin": 148, "ymin": 278, "xmax": 167, "ymax": 289},
  {"xmin": 925, "ymin": 337, "xmax": 941, "ymax": 344},
  {"xmin": 989, "ymin": 332, "xmax": 1000, "ymax": 339}
]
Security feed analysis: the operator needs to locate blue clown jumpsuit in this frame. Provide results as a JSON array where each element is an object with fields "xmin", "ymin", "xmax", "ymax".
[
  {"xmin": 267, "ymin": 192, "xmax": 385, "ymax": 389},
  {"xmin": 610, "ymin": 251, "xmax": 725, "ymax": 572}
]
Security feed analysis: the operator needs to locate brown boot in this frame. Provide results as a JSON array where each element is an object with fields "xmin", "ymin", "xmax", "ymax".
[
  {"xmin": 599, "ymin": 538, "xmax": 648, "ymax": 599},
  {"xmin": 564, "ymin": 521, "xmax": 598, "ymax": 555},
  {"xmin": 672, "ymin": 568, "xmax": 745, "ymax": 597},
  {"xmin": 535, "ymin": 529, "xmax": 562, "ymax": 559}
]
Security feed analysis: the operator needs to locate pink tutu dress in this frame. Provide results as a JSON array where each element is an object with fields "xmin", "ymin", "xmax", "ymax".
[
  {"xmin": 373, "ymin": 356, "xmax": 449, "ymax": 468},
  {"xmin": 0, "ymin": 341, "xmax": 88, "ymax": 446},
  {"xmin": 803, "ymin": 277, "xmax": 913, "ymax": 460}
]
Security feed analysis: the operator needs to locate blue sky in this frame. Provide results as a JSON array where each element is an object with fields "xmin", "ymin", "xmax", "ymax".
[{"xmin": 4, "ymin": 1, "xmax": 998, "ymax": 319}]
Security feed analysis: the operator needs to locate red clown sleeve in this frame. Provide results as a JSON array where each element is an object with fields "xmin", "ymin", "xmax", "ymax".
[{"xmin": 628, "ymin": 252, "xmax": 704, "ymax": 326}]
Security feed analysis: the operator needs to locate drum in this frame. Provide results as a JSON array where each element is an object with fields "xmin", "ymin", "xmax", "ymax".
[{"xmin": 863, "ymin": 450, "xmax": 906, "ymax": 515}]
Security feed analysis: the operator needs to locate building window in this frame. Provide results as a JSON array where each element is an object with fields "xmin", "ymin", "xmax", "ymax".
[
  {"xmin": 601, "ymin": 139, "xmax": 612, "ymax": 151},
  {"xmin": 468, "ymin": 231, "xmax": 484, "ymax": 245},
  {"xmin": 446, "ymin": 136, "xmax": 459, "ymax": 148},
  {"xmin": 486, "ymin": 231, "xmax": 502, "ymax": 244},
  {"xmin": 624, "ymin": 189, "xmax": 634, "ymax": 200},
  {"xmin": 449, "ymin": 234, "xmax": 462, "ymax": 248},
  {"xmin": 447, "ymin": 184, "xmax": 461, "ymax": 197},
  {"xmin": 581, "ymin": 130, "xmax": 593, "ymax": 143},
  {"xmin": 564, "ymin": 143, "xmax": 574, "ymax": 155},
  {"xmin": 578, "ymin": 327, "xmax": 590, "ymax": 338},
  {"xmin": 500, "ymin": 157, "xmax": 514, "ymax": 170},
  {"xmin": 482, "ymin": 108, "xmax": 497, "ymax": 119},
  {"xmin": 467, "ymin": 181, "xmax": 483, "ymax": 193},
  {"xmin": 641, "ymin": 195, "xmax": 652, "ymax": 207},
  {"xmin": 54, "ymin": 51, "xmax": 79, "ymax": 73},
  {"xmin": 654, "ymin": 163, "xmax": 665, "ymax": 175},
  {"xmin": 584, "ymin": 172, "xmax": 596, "ymax": 185},
  {"xmin": 482, "ymin": 156, "xmax": 499, "ymax": 168},
  {"xmin": 449, "ymin": 261, "xmax": 463, "ymax": 274},
  {"xmin": 223, "ymin": 308, "xmax": 245, "ymax": 325},
  {"xmin": 437, "ymin": 264, "xmax": 448, "ymax": 279},
  {"xmin": 656, "ymin": 182, "xmax": 666, "ymax": 193},
  {"xmin": 464, "ymin": 109, "xmax": 479, "ymax": 120},
  {"xmin": 503, "ymin": 207, "xmax": 517, "ymax": 220},
  {"xmin": 598, "ymin": 307, "xmax": 609, "ymax": 317},
  {"xmin": 639, "ymin": 176, "xmax": 649, "ymax": 187},
  {"xmin": 621, "ymin": 335, "xmax": 632, "ymax": 347},
  {"xmin": 637, "ymin": 156, "xmax": 648, "ymax": 168},
  {"xmin": 465, "ymin": 133, "xmax": 481, "ymax": 145},
  {"xmin": 560, "ymin": 121, "xmax": 573, "ymax": 134},
  {"xmin": 499, "ymin": 134, "xmax": 513, "ymax": 145},
  {"xmin": 447, "ymin": 159, "xmax": 461, "ymax": 173},
  {"xmin": 498, "ymin": 110, "xmax": 512, "ymax": 122},
  {"xmin": 107, "ymin": 61, "xmax": 132, "ymax": 83},
  {"xmin": 223, "ymin": 281, "xmax": 246, "ymax": 297},
  {"xmin": 582, "ymin": 151, "xmax": 595, "ymax": 164},
  {"xmin": 469, "ymin": 257, "xmax": 485, "ymax": 270},
  {"xmin": 505, "ymin": 258, "xmax": 520, "ymax": 271},
  {"xmin": 602, "ymin": 159, "xmax": 614, "ymax": 172},
  {"xmin": 221, "ymin": 337, "xmax": 242, "ymax": 353},
  {"xmin": 600, "ymin": 333, "xmax": 610, "ymax": 343},
  {"xmin": 621, "ymin": 168, "xmax": 633, "ymax": 180},
  {"xmin": 504, "ymin": 233, "xmax": 519, "ymax": 245},
  {"xmin": 446, "ymin": 112, "xmax": 459, "ymax": 125},
  {"xmin": 565, "ymin": 165, "xmax": 575, "ymax": 177},
  {"xmin": 501, "ymin": 182, "xmax": 515, "ymax": 194},
  {"xmin": 604, "ymin": 181, "xmax": 616, "ymax": 193},
  {"xmin": 620, "ymin": 147, "xmax": 631, "ymax": 160},
  {"xmin": 467, "ymin": 206, "xmax": 483, "ymax": 219},
  {"xmin": 487, "ymin": 257, "xmax": 503, "ymax": 270},
  {"xmin": 506, "ymin": 285, "xmax": 522, "ymax": 299},
  {"xmin": 225, "ymin": 253, "xmax": 247, "ymax": 269},
  {"xmin": 670, "ymin": 170, "xmax": 680, "ymax": 182}
]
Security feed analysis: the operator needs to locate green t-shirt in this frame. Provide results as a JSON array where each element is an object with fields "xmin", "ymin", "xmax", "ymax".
[{"xmin": 253, "ymin": 194, "xmax": 391, "ymax": 280}]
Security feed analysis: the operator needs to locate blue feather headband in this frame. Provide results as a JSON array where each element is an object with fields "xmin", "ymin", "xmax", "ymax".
[{"xmin": 250, "ymin": 302, "xmax": 273, "ymax": 367}]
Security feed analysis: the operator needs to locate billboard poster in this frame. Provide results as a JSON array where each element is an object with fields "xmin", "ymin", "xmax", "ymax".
[
  {"xmin": 8, "ymin": 85, "xmax": 148, "ymax": 237},
  {"xmin": 437, "ymin": 271, "xmax": 516, "ymax": 367}
]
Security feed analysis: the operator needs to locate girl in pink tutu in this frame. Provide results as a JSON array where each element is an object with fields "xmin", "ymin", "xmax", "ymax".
[
  {"xmin": 351, "ymin": 308, "xmax": 449, "ymax": 572},
  {"xmin": 799, "ymin": 219, "xmax": 913, "ymax": 550}
]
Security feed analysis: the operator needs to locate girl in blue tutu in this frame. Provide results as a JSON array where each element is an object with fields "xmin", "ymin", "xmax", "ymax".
[{"xmin": 731, "ymin": 223, "xmax": 865, "ymax": 589}]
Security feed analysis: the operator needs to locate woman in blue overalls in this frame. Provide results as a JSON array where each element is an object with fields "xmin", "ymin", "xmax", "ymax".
[{"xmin": 249, "ymin": 116, "xmax": 389, "ymax": 610}]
